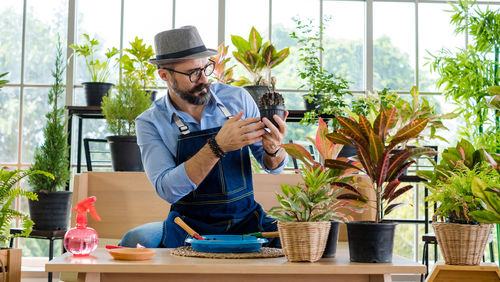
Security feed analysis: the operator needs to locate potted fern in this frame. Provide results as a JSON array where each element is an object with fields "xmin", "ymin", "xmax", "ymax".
[
  {"xmin": 325, "ymin": 108, "xmax": 434, "ymax": 262},
  {"xmin": 0, "ymin": 167, "xmax": 52, "ymax": 280},
  {"xmin": 231, "ymin": 26, "xmax": 290, "ymax": 103},
  {"xmin": 101, "ymin": 77, "xmax": 151, "ymax": 171},
  {"xmin": 70, "ymin": 34, "xmax": 119, "ymax": 106},
  {"xmin": 419, "ymin": 139, "xmax": 500, "ymax": 265},
  {"xmin": 269, "ymin": 118, "xmax": 366, "ymax": 261},
  {"xmin": 28, "ymin": 39, "xmax": 73, "ymax": 230}
]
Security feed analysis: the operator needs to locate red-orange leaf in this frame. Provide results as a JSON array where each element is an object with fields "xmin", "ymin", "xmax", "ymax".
[
  {"xmin": 336, "ymin": 116, "xmax": 368, "ymax": 147},
  {"xmin": 388, "ymin": 185, "xmax": 414, "ymax": 204},
  {"xmin": 382, "ymin": 180, "xmax": 401, "ymax": 200},
  {"xmin": 389, "ymin": 119, "xmax": 428, "ymax": 148},
  {"xmin": 325, "ymin": 159, "xmax": 363, "ymax": 172},
  {"xmin": 326, "ymin": 132, "xmax": 353, "ymax": 146},
  {"xmin": 331, "ymin": 182, "xmax": 362, "ymax": 196},
  {"xmin": 281, "ymin": 143, "xmax": 314, "ymax": 168}
]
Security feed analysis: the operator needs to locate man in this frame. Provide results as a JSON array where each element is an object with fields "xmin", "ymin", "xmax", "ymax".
[{"xmin": 119, "ymin": 26, "xmax": 288, "ymax": 248}]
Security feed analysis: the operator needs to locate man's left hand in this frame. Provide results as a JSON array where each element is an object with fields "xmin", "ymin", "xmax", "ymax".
[{"xmin": 261, "ymin": 111, "xmax": 288, "ymax": 154}]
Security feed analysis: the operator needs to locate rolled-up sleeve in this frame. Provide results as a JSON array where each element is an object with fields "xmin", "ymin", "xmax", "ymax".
[{"xmin": 136, "ymin": 118, "xmax": 196, "ymax": 204}]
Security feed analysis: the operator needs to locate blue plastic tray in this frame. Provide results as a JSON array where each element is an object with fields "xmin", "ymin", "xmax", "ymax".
[{"xmin": 185, "ymin": 235, "xmax": 268, "ymax": 253}]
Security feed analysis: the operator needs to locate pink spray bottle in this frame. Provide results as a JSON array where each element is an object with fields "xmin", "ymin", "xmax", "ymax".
[{"xmin": 64, "ymin": 196, "xmax": 101, "ymax": 256}]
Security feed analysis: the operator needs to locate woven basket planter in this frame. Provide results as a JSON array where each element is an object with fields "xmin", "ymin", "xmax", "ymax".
[
  {"xmin": 433, "ymin": 222, "xmax": 493, "ymax": 265},
  {"xmin": 278, "ymin": 221, "xmax": 331, "ymax": 262}
]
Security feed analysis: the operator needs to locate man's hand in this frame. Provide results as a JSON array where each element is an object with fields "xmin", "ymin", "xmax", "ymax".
[
  {"xmin": 215, "ymin": 111, "xmax": 266, "ymax": 153},
  {"xmin": 261, "ymin": 111, "xmax": 288, "ymax": 154}
]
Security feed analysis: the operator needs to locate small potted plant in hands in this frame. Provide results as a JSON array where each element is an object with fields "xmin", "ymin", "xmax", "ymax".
[
  {"xmin": 419, "ymin": 139, "xmax": 500, "ymax": 265},
  {"xmin": 258, "ymin": 77, "xmax": 285, "ymax": 129},
  {"xmin": 269, "ymin": 118, "xmax": 366, "ymax": 261},
  {"xmin": 119, "ymin": 37, "xmax": 158, "ymax": 101},
  {"xmin": 70, "ymin": 34, "xmax": 119, "ymax": 106},
  {"xmin": 325, "ymin": 108, "xmax": 434, "ymax": 262},
  {"xmin": 231, "ymin": 26, "xmax": 290, "ymax": 103}
]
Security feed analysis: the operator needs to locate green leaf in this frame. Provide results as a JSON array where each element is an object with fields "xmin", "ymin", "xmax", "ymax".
[{"xmin": 326, "ymin": 132, "xmax": 353, "ymax": 146}]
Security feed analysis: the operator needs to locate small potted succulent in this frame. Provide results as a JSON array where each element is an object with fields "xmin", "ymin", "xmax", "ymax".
[
  {"xmin": 269, "ymin": 118, "xmax": 366, "ymax": 261},
  {"xmin": 419, "ymin": 139, "xmax": 500, "ymax": 265},
  {"xmin": 326, "ymin": 108, "xmax": 434, "ymax": 262},
  {"xmin": 231, "ymin": 26, "xmax": 290, "ymax": 103},
  {"xmin": 70, "ymin": 34, "xmax": 119, "ymax": 106},
  {"xmin": 258, "ymin": 77, "xmax": 285, "ymax": 128}
]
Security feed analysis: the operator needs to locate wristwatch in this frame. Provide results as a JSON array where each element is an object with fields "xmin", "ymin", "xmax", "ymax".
[{"xmin": 264, "ymin": 147, "xmax": 283, "ymax": 157}]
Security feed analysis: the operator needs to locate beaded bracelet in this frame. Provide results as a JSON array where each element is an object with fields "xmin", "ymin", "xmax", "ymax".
[
  {"xmin": 207, "ymin": 136, "xmax": 226, "ymax": 158},
  {"xmin": 264, "ymin": 147, "xmax": 283, "ymax": 158}
]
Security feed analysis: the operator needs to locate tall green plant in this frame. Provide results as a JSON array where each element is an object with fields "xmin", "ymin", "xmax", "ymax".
[
  {"xmin": 428, "ymin": 0, "xmax": 500, "ymax": 151},
  {"xmin": 0, "ymin": 168, "xmax": 52, "ymax": 247},
  {"xmin": 231, "ymin": 26, "xmax": 290, "ymax": 86},
  {"xmin": 119, "ymin": 37, "xmax": 157, "ymax": 91},
  {"xmin": 101, "ymin": 77, "xmax": 151, "ymax": 136},
  {"xmin": 28, "ymin": 38, "xmax": 70, "ymax": 193},
  {"xmin": 290, "ymin": 18, "xmax": 356, "ymax": 127},
  {"xmin": 70, "ymin": 34, "xmax": 119, "ymax": 82},
  {"xmin": 325, "ymin": 108, "xmax": 434, "ymax": 223}
]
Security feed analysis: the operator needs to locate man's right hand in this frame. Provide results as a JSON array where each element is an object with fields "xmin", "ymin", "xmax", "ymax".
[{"xmin": 215, "ymin": 111, "xmax": 265, "ymax": 153}]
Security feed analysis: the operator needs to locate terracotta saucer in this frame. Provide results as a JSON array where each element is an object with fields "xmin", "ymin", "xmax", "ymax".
[{"xmin": 108, "ymin": 248, "xmax": 156, "ymax": 260}]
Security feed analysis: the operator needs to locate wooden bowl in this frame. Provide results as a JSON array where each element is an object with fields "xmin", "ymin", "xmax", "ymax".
[{"xmin": 108, "ymin": 248, "xmax": 156, "ymax": 260}]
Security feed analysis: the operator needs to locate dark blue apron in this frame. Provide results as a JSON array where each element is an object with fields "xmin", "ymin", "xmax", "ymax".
[{"xmin": 161, "ymin": 103, "xmax": 278, "ymax": 248}]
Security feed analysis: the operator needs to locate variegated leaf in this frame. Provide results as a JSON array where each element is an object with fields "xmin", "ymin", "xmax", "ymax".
[
  {"xmin": 382, "ymin": 180, "xmax": 401, "ymax": 200},
  {"xmin": 325, "ymin": 159, "xmax": 363, "ymax": 172},
  {"xmin": 388, "ymin": 185, "xmax": 414, "ymax": 204},
  {"xmin": 336, "ymin": 116, "xmax": 368, "ymax": 147},
  {"xmin": 326, "ymin": 132, "xmax": 354, "ymax": 146},
  {"xmin": 331, "ymin": 182, "xmax": 362, "ymax": 196},
  {"xmin": 389, "ymin": 119, "xmax": 428, "ymax": 148},
  {"xmin": 384, "ymin": 203, "xmax": 406, "ymax": 216},
  {"xmin": 281, "ymin": 143, "xmax": 314, "ymax": 168}
]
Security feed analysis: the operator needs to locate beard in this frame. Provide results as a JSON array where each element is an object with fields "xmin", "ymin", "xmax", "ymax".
[{"xmin": 170, "ymin": 79, "xmax": 212, "ymax": 106}]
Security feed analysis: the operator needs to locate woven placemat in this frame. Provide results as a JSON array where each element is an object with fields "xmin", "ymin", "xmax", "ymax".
[{"xmin": 171, "ymin": 246, "xmax": 284, "ymax": 259}]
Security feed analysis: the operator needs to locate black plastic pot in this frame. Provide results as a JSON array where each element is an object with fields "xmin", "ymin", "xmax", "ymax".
[
  {"xmin": 346, "ymin": 221, "xmax": 396, "ymax": 263},
  {"xmin": 338, "ymin": 145, "xmax": 357, "ymax": 158},
  {"xmin": 28, "ymin": 191, "xmax": 73, "ymax": 230},
  {"xmin": 244, "ymin": 85, "xmax": 269, "ymax": 104},
  {"xmin": 259, "ymin": 105, "xmax": 285, "ymax": 129},
  {"xmin": 106, "ymin": 135, "xmax": 144, "ymax": 171},
  {"xmin": 82, "ymin": 82, "xmax": 114, "ymax": 106},
  {"xmin": 322, "ymin": 221, "xmax": 340, "ymax": 258},
  {"xmin": 303, "ymin": 94, "xmax": 323, "ymax": 111},
  {"xmin": 146, "ymin": 90, "xmax": 158, "ymax": 102}
]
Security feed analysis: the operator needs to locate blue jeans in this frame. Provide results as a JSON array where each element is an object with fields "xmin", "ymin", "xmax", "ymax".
[{"xmin": 119, "ymin": 221, "xmax": 164, "ymax": 248}]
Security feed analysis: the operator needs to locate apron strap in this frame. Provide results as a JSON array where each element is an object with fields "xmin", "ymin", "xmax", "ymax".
[{"xmin": 173, "ymin": 104, "xmax": 233, "ymax": 135}]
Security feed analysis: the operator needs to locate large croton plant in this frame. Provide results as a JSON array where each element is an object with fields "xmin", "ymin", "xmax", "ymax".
[
  {"xmin": 268, "ymin": 118, "xmax": 366, "ymax": 222},
  {"xmin": 325, "ymin": 108, "xmax": 436, "ymax": 223}
]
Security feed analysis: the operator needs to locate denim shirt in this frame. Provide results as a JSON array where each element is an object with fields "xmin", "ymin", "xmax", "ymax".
[{"xmin": 136, "ymin": 83, "xmax": 288, "ymax": 204}]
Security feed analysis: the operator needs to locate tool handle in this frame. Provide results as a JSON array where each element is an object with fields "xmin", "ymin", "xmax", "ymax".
[
  {"xmin": 261, "ymin": 231, "xmax": 280, "ymax": 238},
  {"xmin": 174, "ymin": 217, "xmax": 200, "ymax": 238}
]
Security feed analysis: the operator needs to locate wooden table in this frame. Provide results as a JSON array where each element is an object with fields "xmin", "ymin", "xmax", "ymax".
[
  {"xmin": 46, "ymin": 244, "xmax": 425, "ymax": 282},
  {"xmin": 426, "ymin": 262, "xmax": 500, "ymax": 282}
]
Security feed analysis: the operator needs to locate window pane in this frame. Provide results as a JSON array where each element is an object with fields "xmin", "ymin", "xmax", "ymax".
[
  {"xmin": 123, "ymin": 0, "xmax": 173, "ymax": 48},
  {"xmin": 75, "ymin": 0, "xmax": 121, "ymax": 84},
  {"xmin": 175, "ymin": 0, "xmax": 218, "ymax": 49},
  {"xmin": 0, "ymin": 87, "xmax": 20, "ymax": 163},
  {"xmin": 271, "ymin": 0, "xmax": 319, "ymax": 90},
  {"xmin": 21, "ymin": 87, "xmax": 53, "ymax": 163},
  {"xmin": 323, "ymin": 0, "xmax": 364, "ymax": 90},
  {"xmin": 373, "ymin": 2, "xmax": 415, "ymax": 91},
  {"xmin": 225, "ymin": 0, "xmax": 269, "ymax": 81},
  {"xmin": 24, "ymin": 0, "xmax": 68, "ymax": 84},
  {"xmin": 419, "ymin": 3, "xmax": 465, "ymax": 92},
  {"xmin": 0, "ymin": 1, "xmax": 23, "ymax": 84},
  {"xmin": 394, "ymin": 224, "xmax": 417, "ymax": 261}
]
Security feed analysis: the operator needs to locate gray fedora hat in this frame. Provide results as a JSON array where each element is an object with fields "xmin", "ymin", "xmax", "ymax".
[{"xmin": 149, "ymin": 25, "xmax": 217, "ymax": 66}]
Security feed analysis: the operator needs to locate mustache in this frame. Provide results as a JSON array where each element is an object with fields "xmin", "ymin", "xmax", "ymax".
[{"xmin": 192, "ymin": 82, "xmax": 211, "ymax": 92}]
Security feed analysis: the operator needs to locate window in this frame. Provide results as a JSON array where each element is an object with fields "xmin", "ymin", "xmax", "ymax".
[{"xmin": 2, "ymin": 0, "xmax": 500, "ymax": 260}]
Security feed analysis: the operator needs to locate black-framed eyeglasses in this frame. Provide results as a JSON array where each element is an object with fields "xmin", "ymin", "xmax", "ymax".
[{"xmin": 161, "ymin": 59, "xmax": 215, "ymax": 83}]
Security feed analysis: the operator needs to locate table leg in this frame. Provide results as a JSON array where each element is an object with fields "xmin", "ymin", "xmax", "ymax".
[
  {"xmin": 48, "ymin": 239, "xmax": 54, "ymax": 282},
  {"xmin": 77, "ymin": 272, "xmax": 100, "ymax": 282},
  {"xmin": 77, "ymin": 117, "xmax": 83, "ymax": 173},
  {"xmin": 368, "ymin": 274, "xmax": 391, "ymax": 282}
]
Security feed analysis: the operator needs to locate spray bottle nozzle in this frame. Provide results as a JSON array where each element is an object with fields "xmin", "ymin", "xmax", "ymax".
[{"xmin": 74, "ymin": 196, "xmax": 101, "ymax": 228}]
